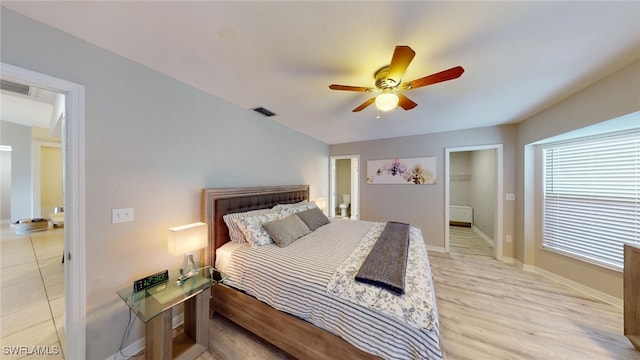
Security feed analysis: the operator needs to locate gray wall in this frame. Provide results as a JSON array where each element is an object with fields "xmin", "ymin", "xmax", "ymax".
[
  {"xmin": 516, "ymin": 60, "xmax": 640, "ymax": 300},
  {"xmin": 449, "ymin": 151, "xmax": 471, "ymax": 206},
  {"xmin": 1, "ymin": 9, "xmax": 328, "ymax": 360},
  {"xmin": 449, "ymin": 149, "xmax": 496, "ymax": 239},
  {"xmin": 0, "ymin": 120, "xmax": 31, "ymax": 220},
  {"xmin": 331, "ymin": 124, "xmax": 517, "ymax": 257},
  {"xmin": 470, "ymin": 149, "xmax": 496, "ymax": 239}
]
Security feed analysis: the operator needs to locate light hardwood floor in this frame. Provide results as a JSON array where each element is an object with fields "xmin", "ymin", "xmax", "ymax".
[
  {"xmin": 4, "ymin": 224, "xmax": 636, "ymax": 359},
  {"xmin": 196, "ymin": 226, "xmax": 638, "ymax": 360},
  {"xmin": 433, "ymin": 227, "xmax": 637, "ymax": 359}
]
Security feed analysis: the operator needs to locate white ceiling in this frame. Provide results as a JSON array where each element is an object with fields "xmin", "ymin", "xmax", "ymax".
[
  {"xmin": 3, "ymin": 1, "xmax": 639, "ymax": 144},
  {"xmin": 0, "ymin": 86, "xmax": 59, "ymax": 129}
]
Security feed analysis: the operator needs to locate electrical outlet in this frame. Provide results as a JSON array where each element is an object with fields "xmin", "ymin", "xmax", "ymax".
[
  {"xmin": 506, "ymin": 193, "xmax": 516, "ymax": 201},
  {"xmin": 112, "ymin": 208, "xmax": 134, "ymax": 224},
  {"xmin": 505, "ymin": 235, "xmax": 512, "ymax": 243}
]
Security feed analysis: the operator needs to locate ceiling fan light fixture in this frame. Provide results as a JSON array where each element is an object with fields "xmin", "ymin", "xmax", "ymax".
[{"xmin": 375, "ymin": 92, "xmax": 399, "ymax": 112}]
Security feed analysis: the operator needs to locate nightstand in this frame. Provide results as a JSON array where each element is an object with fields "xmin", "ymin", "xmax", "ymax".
[{"xmin": 117, "ymin": 266, "xmax": 222, "ymax": 360}]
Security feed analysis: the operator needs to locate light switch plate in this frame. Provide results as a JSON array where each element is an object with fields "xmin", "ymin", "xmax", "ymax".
[{"xmin": 112, "ymin": 208, "xmax": 134, "ymax": 224}]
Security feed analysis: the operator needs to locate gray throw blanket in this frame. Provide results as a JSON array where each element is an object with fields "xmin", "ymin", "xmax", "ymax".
[{"xmin": 354, "ymin": 221, "xmax": 410, "ymax": 295}]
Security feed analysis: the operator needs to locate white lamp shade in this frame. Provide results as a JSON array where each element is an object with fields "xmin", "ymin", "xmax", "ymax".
[
  {"xmin": 168, "ymin": 222, "xmax": 208, "ymax": 256},
  {"xmin": 375, "ymin": 92, "xmax": 399, "ymax": 112}
]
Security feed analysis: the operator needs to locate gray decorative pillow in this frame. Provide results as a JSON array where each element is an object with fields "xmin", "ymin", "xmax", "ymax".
[
  {"xmin": 295, "ymin": 207, "xmax": 330, "ymax": 231},
  {"xmin": 263, "ymin": 215, "xmax": 311, "ymax": 247}
]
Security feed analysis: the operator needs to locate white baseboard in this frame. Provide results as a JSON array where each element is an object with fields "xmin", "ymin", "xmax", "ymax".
[
  {"xmin": 499, "ymin": 256, "xmax": 516, "ymax": 265},
  {"xmin": 105, "ymin": 337, "xmax": 144, "ymax": 360},
  {"xmin": 532, "ymin": 267, "xmax": 622, "ymax": 309},
  {"xmin": 511, "ymin": 260, "xmax": 622, "ymax": 309},
  {"xmin": 513, "ymin": 259, "xmax": 536, "ymax": 272},
  {"xmin": 105, "ymin": 313, "xmax": 184, "ymax": 360},
  {"xmin": 427, "ymin": 245, "xmax": 447, "ymax": 253},
  {"xmin": 472, "ymin": 226, "xmax": 494, "ymax": 246}
]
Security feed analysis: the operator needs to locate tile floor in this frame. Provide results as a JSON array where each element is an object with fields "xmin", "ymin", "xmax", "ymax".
[{"xmin": 1, "ymin": 223, "xmax": 65, "ymax": 360}]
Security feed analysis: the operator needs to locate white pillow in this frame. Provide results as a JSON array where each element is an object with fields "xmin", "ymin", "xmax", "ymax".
[
  {"xmin": 223, "ymin": 208, "xmax": 279, "ymax": 244},
  {"xmin": 234, "ymin": 210, "xmax": 288, "ymax": 247}
]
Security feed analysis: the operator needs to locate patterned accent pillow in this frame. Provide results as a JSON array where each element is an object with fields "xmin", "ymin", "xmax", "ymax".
[
  {"xmin": 234, "ymin": 210, "xmax": 288, "ymax": 247},
  {"xmin": 277, "ymin": 201, "xmax": 318, "ymax": 215},
  {"xmin": 272, "ymin": 200, "xmax": 309, "ymax": 211},
  {"xmin": 223, "ymin": 208, "xmax": 279, "ymax": 244}
]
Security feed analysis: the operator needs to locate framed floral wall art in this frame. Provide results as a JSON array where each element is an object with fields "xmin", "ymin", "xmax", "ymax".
[{"xmin": 366, "ymin": 157, "xmax": 436, "ymax": 185}]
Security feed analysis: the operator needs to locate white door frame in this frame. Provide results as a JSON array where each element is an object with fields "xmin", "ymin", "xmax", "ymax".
[
  {"xmin": 329, "ymin": 155, "xmax": 360, "ymax": 219},
  {"xmin": 1, "ymin": 62, "xmax": 86, "ymax": 359},
  {"xmin": 445, "ymin": 144, "xmax": 503, "ymax": 261}
]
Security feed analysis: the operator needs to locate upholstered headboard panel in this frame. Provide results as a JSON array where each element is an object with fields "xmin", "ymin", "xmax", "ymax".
[{"xmin": 201, "ymin": 185, "xmax": 309, "ymax": 266}]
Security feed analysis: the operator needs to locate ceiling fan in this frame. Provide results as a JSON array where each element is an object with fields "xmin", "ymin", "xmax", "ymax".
[{"xmin": 329, "ymin": 45, "xmax": 464, "ymax": 113}]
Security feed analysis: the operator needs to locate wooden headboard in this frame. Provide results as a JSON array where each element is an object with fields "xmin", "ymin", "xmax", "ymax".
[{"xmin": 201, "ymin": 185, "xmax": 309, "ymax": 266}]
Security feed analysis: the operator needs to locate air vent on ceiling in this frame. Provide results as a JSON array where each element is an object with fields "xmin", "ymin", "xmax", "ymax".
[
  {"xmin": 252, "ymin": 106, "xmax": 277, "ymax": 117},
  {"xmin": 0, "ymin": 80, "xmax": 31, "ymax": 96}
]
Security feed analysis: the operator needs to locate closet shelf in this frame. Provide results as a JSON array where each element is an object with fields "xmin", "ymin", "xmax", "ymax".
[{"xmin": 450, "ymin": 171, "xmax": 471, "ymax": 181}]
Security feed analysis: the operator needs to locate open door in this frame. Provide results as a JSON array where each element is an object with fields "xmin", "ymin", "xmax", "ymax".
[{"xmin": 329, "ymin": 155, "xmax": 359, "ymax": 219}]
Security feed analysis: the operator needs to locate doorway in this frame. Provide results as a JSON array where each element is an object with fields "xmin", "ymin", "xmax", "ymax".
[
  {"xmin": 445, "ymin": 145, "xmax": 503, "ymax": 260},
  {"xmin": 329, "ymin": 155, "xmax": 360, "ymax": 219},
  {"xmin": 1, "ymin": 62, "xmax": 86, "ymax": 359}
]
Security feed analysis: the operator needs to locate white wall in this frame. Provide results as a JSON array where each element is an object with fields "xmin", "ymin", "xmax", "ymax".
[
  {"xmin": 0, "ymin": 120, "xmax": 31, "ymax": 220},
  {"xmin": 1, "ymin": 9, "xmax": 329, "ymax": 359},
  {"xmin": 0, "ymin": 148, "xmax": 11, "ymax": 221}
]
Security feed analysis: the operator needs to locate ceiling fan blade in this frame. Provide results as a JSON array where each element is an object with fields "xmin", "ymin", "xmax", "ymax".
[
  {"xmin": 352, "ymin": 97, "xmax": 376, "ymax": 112},
  {"xmin": 397, "ymin": 93, "xmax": 417, "ymax": 110},
  {"xmin": 329, "ymin": 84, "xmax": 373, "ymax": 92},
  {"xmin": 403, "ymin": 66, "xmax": 465, "ymax": 90},
  {"xmin": 386, "ymin": 46, "xmax": 416, "ymax": 85}
]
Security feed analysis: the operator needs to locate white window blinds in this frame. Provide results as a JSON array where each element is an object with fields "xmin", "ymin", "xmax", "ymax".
[{"xmin": 543, "ymin": 130, "xmax": 639, "ymax": 270}]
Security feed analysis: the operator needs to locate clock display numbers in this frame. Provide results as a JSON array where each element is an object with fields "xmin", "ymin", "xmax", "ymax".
[{"xmin": 133, "ymin": 270, "xmax": 169, "ymax": 293}]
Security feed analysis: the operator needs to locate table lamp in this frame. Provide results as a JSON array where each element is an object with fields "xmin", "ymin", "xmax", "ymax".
[
  {"xmin": 168, "ymin": 222, "xmax": 208, "ymax": 282},
  {"xmin": 314, "ymin": 197, "xmax": 327, "ymax": 214}
]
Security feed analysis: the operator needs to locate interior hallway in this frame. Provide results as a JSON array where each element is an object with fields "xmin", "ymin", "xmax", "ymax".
[{"xmin": 0, "ymin": 224, "xmax": 65, "ymax": 359}]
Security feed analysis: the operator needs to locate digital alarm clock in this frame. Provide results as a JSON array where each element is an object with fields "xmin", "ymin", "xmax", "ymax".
[{"xmin": 133, "ymin": 270, "xmax": 169, "ymax": 293}]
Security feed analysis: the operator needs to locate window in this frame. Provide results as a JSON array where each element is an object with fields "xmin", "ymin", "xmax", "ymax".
[{"xmin": 542, "ymin": 129, "xmax": 639, "ymax": 270}]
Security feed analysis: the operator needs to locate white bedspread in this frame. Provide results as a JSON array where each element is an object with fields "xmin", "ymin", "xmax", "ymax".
[{"xmin": 216, "ymin": 219, "xmax": 443, "ymax": 360}]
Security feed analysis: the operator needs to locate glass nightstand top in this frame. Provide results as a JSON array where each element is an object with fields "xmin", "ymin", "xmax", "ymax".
[{"xmin": 117, "ymin": 266, "xmax": 221, "ymax": 323}]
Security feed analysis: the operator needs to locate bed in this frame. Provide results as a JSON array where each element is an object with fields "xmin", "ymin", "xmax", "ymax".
[{"xmin": 202, "ymin": 185, "xmax": 443, "ymax": 359}]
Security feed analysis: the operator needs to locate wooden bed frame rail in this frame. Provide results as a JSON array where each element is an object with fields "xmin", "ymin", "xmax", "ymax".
[{"xmin": 212, "ymin": 284, "xmax": 378, "ymax": 359}]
